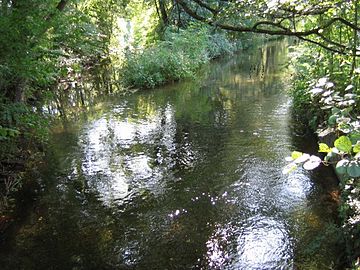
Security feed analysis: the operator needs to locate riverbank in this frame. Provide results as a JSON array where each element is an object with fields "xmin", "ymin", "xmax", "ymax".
[{"xmin": 289, "ymin": 42, "xmax": 360, "ymax": 269}]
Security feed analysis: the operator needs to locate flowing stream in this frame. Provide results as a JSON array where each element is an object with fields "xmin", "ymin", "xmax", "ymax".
[{"xmin": 0, "ymin": 40, "xmax": 342, "ymax": 269}]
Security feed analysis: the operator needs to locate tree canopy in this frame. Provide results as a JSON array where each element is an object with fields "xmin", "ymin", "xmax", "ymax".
[{"xmin": 174, "ymin": 0, "xmax": 359, "ymax": 55}]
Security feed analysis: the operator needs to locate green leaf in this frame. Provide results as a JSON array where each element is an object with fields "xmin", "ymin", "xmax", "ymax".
[
  {"xmin": 354, "ymin": 143, "xmax": 360, "ymax": 153},
  {"xmin": 336, "ymin": 159, "xmax": 349, "ymax": 174},
  {"xmin": 334, "ymin": 136, "xmax": 352, "ymax": 153},
  {"xmin": 346, "ymin": 162, "xmax": 360, "ymax": 177},
  {"xmin": 324, "ymin": 151, "xmax": 336, "ymax": 162},
  {"xmin": 341, "ymin": 107, "xmax": 353, "ymax": 116},
  {"xmin": 0, "ymin": 128, "xmax": 6, "ymax": 137},
  {"xmin": 331, "ymin": 107, "xmax": 340, "ymax": 114},
  {"xmin": 291, "ymin": 151, "xmax": 303, "ymax": 160},
  {"xmin": 328, "ymin": 115, "xmax": 338, "ymax": 126},
  {"xmin": 349, "ymin": 132, "xmax": 360, "ymax": 144},
  {"xmin": 319, "ymin": 143, "xmax": 331, "ymax": 153}
]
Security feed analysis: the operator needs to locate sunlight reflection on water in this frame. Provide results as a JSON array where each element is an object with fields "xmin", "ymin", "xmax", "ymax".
[{"xmin": 235, "ymin": 216, "xmax": 291, "ymax": 270}]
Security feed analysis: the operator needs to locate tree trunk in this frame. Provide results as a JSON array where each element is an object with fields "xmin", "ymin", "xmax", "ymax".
[
  {"xmin": 351, "ymin": 0, "xmax": 358, "ymax": 77},
  {"xmin": 5, "ymin": 79, "xmax": 25, "ymax": 103},
  {"xmin": 158, "ymin": 0, "xmax": 169, "ymax": 25},
  {"xmin": 56, "ymin": 0, "xmax": 68, "ymax": 11}
]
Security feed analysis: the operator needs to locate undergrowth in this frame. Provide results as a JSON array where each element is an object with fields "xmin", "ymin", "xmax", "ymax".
[{"xmin": 120, "ymin": 24, "xmax": 239, "ymax": 89}]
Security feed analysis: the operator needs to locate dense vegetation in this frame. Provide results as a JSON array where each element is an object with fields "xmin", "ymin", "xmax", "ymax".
[
  {"xmin": 1, "ymin": 0, "xmax": 360, "ymax": 268},
  {"xmin": 121, "ymin": 24, "xmax": 238, "ymax": 88},
  {"xmin": 0, "ymin": 0, "xmax": 241, "ymax": 212}
]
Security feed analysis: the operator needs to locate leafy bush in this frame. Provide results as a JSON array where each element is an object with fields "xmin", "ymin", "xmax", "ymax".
[
  {"xmin": 286, "ymin": 41, "xmax": 360, "ymax": 268},
  {"xmin": 208, "ymin": 32, "xmax": 238, "ymax": 58},
  {"xmin": 0, "ymin": 101, "xmax": 49, "ymax": 141},
  {"xmin": 120, "ymin": 25, "xmax": 236, "ymax": 89}
]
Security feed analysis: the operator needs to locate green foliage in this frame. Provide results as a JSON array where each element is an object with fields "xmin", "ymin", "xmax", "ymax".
[
  {"xmin": 286, "ymin": 10, "xmax": 360, "ymax": 264},
  {"xmin": 0, "ymin": 0, "xmax": 115, "ymax": 109},
  {"xmin": 319, "ymin": 143, "xmax": 331, "ymax": 153},
  {"xmin": 121, "ymin": 25, "xmax": 236, "ymax": 88},
  {"xmin": 318, "ymin": 136, "xmax": 360, "ymax": 177},
  {"xmin": 0, "ymin": 126, "xmax": 20, "ymax": 141},
  {"xmin": 294, "ymin": 222, "xmax": 344, "ymax": 270},
  {"xmin": 335, "ymin": 136, "xmax": 353, "ymax": 154},
  {"xmin": 291, "ymin": 151, "xmax": 303, "ymax": 160},
  {"xmin": 0, "ymin": 101, "xmax": 49, "ymax": 144}
]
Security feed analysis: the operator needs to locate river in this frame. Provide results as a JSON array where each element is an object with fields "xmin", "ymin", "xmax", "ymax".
[{"xmin": 0, "ymin": 40, "xmax": 342, "ymax": 269}]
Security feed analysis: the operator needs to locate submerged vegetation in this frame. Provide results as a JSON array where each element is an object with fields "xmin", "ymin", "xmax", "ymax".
[{"xmin": 1, "ymin": 0, "xmax": 360, "ymax": 268}]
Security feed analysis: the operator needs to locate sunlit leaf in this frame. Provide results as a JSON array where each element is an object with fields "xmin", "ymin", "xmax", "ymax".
[
  {"xmin": 334, "ymin": 136, "xmax": 352, "ymax": 153},
  {"xmin": 344, "ymin": 93, "xmax": 356, "ymax": 100},
  {"xmin": 319, "ymin": 143, "xmax": 331, "ymax": 153},
  {"xmin": 345, "ymin": 84, "xmax": 354, "ymax": 92},
  {"xmin": 336, "ymin": 117, "xmax": 351, "ymax": 124},
  {"xmin": 323, "ymin": 97, "xmax": 334, "ymax": 105},
  {"xmin": 318, "ymin": 127, "xmax": 334, "ymax": 137},
  {"xmin": 316, "ymin": 77, "xmax": 328, "ymax": 87},
  {"xmin": 353, "ymin": 143, "xmax": 360, "ymax": 153},
  {"xmin": 322, "ymin": 90, "xmax": 333, "ymax": 97},
  {"xmin": 338, "ymin": 125, "xmax": 351, "ymax": 134},
  {"xmin": 309, "ymin": 87, "xmax": 323, "ymax": 96},
  {"xmin": 344, "ymin": 100, "xmax": 355, "ymax": 106},
  {"xmin": 325, "ymin": 82, "xmax": 334, "ymax": 89},
  {"xmin": 291, "ymin": 151, "xmax": 303, "ymax": 160},
  {"xmin": 303, "ymin": 155, "xmax": 322, "ymax": 170}
]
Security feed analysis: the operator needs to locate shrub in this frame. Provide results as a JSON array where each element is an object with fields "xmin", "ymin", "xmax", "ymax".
[{"xmin": 120, "ymin": 25, "xmax": 236, "ymax": 89}]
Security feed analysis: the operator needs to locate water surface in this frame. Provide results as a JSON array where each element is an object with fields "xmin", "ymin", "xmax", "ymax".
[{"xmin": 0, "ymin": 40, "xmax": 341, "ymax": 269}]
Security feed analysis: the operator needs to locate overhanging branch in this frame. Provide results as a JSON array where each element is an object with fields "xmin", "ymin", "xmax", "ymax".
[{"xmin": 175, "ymin": 0, "xmax": 359, "ymax": 55}]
